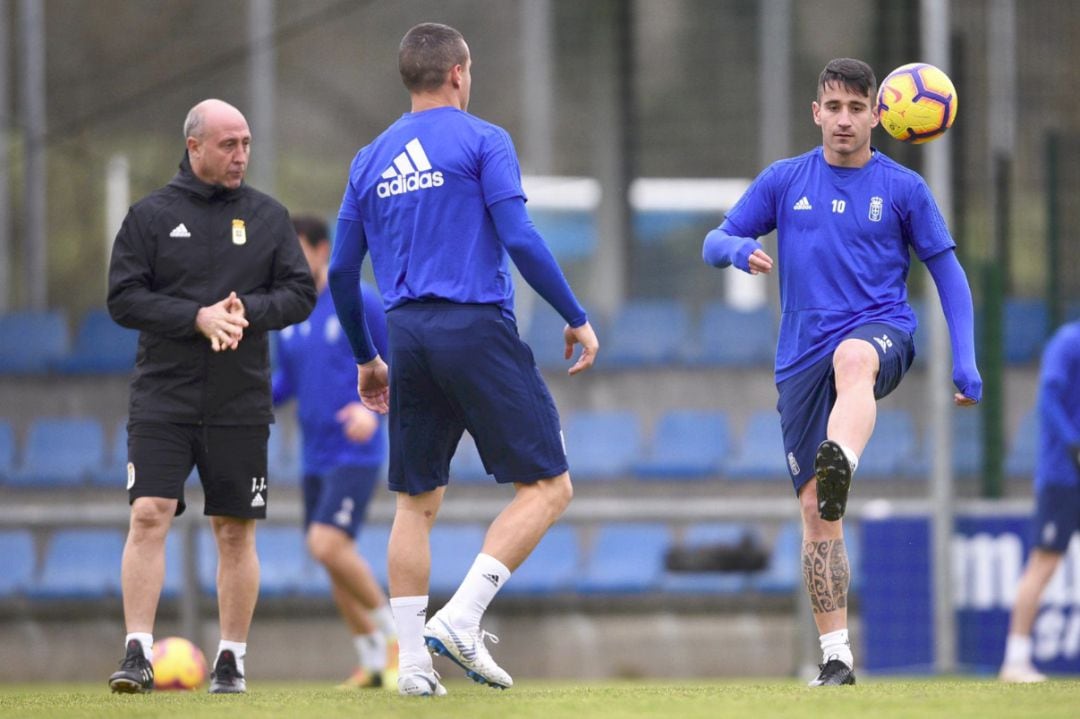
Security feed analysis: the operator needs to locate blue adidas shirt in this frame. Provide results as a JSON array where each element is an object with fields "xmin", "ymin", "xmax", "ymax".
[
  {"xmin": 338, "ymin": 106, "xmax": 527, "ymax": 321},
  {"xmin": 1035, "ymin": 321, "xmax": 1080, "ymax": 490},
  {"xmin": 272, "ymin": 282, "xmax": 388, "ymax": 474},
  {"xmin": 723, "ymin": 147, "xmax": 955, "ymax": 382}
]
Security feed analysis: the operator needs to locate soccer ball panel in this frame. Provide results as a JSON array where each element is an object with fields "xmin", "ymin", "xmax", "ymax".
[
  {"xmin": 152, "ymin": 636, "xmax": 209, "ymax": 690},
  {"xmin": 877, "ymin": 62, "xmax": 958, "ymax": 144}
]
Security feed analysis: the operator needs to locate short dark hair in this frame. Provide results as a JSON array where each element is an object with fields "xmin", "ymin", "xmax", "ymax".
[
  {"xmin": 398, "ymin": 22, "xmax": 468, "ymax": 93},
  {"xmin": 817, "ymin": 58, "xmax": 877, "ymax": 100},
  {"xmin": 292, "ymin": 215, "xmax": 328, "ymax": 248}
]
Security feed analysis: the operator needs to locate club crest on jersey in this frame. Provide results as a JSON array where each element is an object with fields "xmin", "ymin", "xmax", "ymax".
[
  {"xmin": 868, "ymin": 196, "xmax": 884, "ymax": 222},
  {"xmin": 232, "ymin": 219, "xmax": 247, "ymax": 245},
  {"xmin": 377, "ymin": 138, "xmax": 444, "ymax": 198}
]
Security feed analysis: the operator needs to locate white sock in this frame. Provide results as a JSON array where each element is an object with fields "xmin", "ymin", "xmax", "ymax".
[
  {"xmin": 216, "ymin": 640, "xmax": 247, "ymax": 676},
  {"xmin": 371, "ymin": 603, "xmax": 397, "ymax": 638},
  {"xmin": 1004, "ymin": 634, "xmax": 1033, "ymax": 666},
  {"xmin": 354, "ymin": 632, "xmax": 388, "ymax": 671},
  {"xmin": 126, "ymin": 632, "xmax": 153, "ymax": 659},
  {"xmin": 837, "ymin": 442, "xmax": 859, "ymax": 474},
  {"xmin": 820, "ymin": 628, "xmax": 854, "ymax": 669},
  {"xmin": 390, "ymin": 595, "xmax": 432, "ymax": 674},
  {"xmin": 440, "ymin": 553, "xmax": 511, "ymax": 632}
]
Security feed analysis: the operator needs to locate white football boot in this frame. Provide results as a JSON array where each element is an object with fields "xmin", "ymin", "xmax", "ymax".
[
  {"xmin": 423, "ymin": 612, "xmax": 513, "ymax": 689},
  {"xmin": 397, "ymin": 668, "xmax": 447, "ymax": 696},
  {"xmin": 998, "ymin": 663, "xmax": 1047, "ymax": 683}
]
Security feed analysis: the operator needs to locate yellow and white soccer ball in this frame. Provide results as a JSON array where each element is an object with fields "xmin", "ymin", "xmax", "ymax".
[
  {"xmin": 152, "ymin": 637, "xmax": 208, "ymax": 690},
  {"xmin": 876, "ymin": 62, "xmax": 958, "ymax": 144}
]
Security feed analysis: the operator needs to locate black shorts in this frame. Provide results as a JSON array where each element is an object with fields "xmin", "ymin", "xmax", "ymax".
[{"xmin": 127, "ymin": 421, "xmax": 269, "ymax": 518}]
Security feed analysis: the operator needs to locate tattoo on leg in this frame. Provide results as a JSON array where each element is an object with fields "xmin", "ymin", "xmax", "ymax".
[{"xmin": 802, "ymin": 539, "xmax": 849, "ymax": 614}]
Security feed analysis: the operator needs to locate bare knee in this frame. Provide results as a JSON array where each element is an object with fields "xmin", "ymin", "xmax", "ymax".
[
  {"xmin": 798, "ymin": 481, "xmax": 841, "ymax": 540},
  {"xmin": 211, "ymin": 517, "xmax": 256, "ymax": 556},
  {"xmin": 306, "ymin": 524, "xmax": 350, "ymax": 565},
  {"xmin": 832, "ymin": 339, "xmax": 878, "ymax": 390},
  {"xmin": 529, "ymin": 472, "xmax": 573, "ymax": 517},
  {"xmin": 128, "ymin": 498, "xmax": 175, "ymax": 543}
]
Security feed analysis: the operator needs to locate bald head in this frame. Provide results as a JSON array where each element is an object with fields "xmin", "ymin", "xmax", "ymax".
[{"xmin": 184, "ymin": 99, "xmax": 251, "ymax": 189}]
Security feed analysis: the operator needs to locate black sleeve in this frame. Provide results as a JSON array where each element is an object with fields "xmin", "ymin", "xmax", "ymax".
[
  {"xmin": 107, "ymin": 208, "xmax": 202, "ymax": 338},
  {"xmin": 238, "ymin": 207, "xmax": 316, "ymax": 332}
]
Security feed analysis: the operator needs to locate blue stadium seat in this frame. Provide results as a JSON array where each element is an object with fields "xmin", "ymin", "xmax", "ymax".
[
  {"xmin": 269, "ymin": 423, "xmax": 301, "ymax": 487},
  {"xmin": 53, "ymin": 308, "xmax": 138, "ymax": 374},
  {"xmin": 750, "ymin": 522, "xmax": 803, "ymax": 594},
  {"xmin": 198, "ymin": 528, "xmax": 217, "ymax": 595},
  {"xmin": 859, "ymin": 410, "xmax": 922, "ymax": 478},
  {"xmin": 0, "ymin": 310, "xmax": 69, "ymax": 374},
  {"xmin": 1003, "ymin": 298, "xmax": 1049, "ymax": 364},
  {"xmin": 91, "ymin": 419, "xmax": 128, "ymax": 487},
  {"xmin": 563, "ymin": 411, "xmax": 642, "ymax": 480},
  {"xmin": 162, "ymin": 531, "xmax": 185, "ymax": 599},
  {"xmin": 692, "ymin": 302, "xmax": 776, "ymax": 367},
  {"xmin": 450, "ymin": 432, "xmax": 488, "ymax": 484},
  {"xmin": 579, "ymin": 523, "xmax": 670, "ymax": 593},
  {"xmin": 9, "ymin": 417, "xmax": 105, "ymax": 486},
  {"xmin": 0, "ymin": 530, "xmax": 36, "ymax": 596},
  {"xmin": 32, "ymin": 529, "xmax": 124, "ymax": 599},
  {"xmin": 949, "ymin": 407, "xmax": 983, "ymax": 477},
  {"xmin": 0, "ymin": 420, "xmax": 15, "ymax": 483},
  {"xmin": 356, "ymin": 524, "xmax": 391, "ymax": 588},
  {"xmin": 503, "ymin": 524, "xmax": 580, "ymax": 595},
  {"xmin": 662, "ymin": 522, "xmax": 753, "ymax": 594},
  {"xmin": 428, "ymin": 525, "xmax": 485, "ymax": 595},
  {"xmin": 1005, "ymin": 409, "xmax": 1038, "ymax": 479},
  {"xmin": 603, "ymin": 300, "xmax": 691, "ymax": 367},
  {"xmin": 256, "ymin": 526, "xmax": 310, "ymax": 597},
  {"xmin": 726, "ymin": 411, "xmax": 787, "ymax": 479},
  {"xmin": 634, "ymin": 410, "xmax": 730, "ymax": 479},
  {"xmin": 521, "ymin": 303, "xmax": 577, "ymax": 372}
]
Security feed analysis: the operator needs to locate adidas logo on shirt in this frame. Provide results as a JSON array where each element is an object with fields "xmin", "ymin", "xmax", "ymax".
[
  {"xmin": 169, "ymin": 223, "xmax": 191, "ymax": 238},
  {"xmin": 376, "ymin": 138, "xmax": 444, "ymax": 198},
  {"xmin": 793, "ymin": 196, "xmax": 812, "ymax": 211}
]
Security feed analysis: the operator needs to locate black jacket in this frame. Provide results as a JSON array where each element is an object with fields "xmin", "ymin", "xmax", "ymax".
[{"xmin": 108, "ymin": 154, "xmax": 316, "ymax": 425}]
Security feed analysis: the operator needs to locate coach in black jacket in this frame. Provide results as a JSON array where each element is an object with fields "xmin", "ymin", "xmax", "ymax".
[{"xmin": 105, "ymin": 99, "xmax": 315, "ymax": 695}]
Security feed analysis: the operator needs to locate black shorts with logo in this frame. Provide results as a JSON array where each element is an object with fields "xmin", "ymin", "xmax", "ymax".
[{"xmin": 126, "ymin": 421, "xmax": 269, "ymax": 518}]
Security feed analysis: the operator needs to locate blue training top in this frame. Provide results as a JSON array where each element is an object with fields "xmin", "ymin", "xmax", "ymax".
[
  {"xmin": 722, "ymin": 147, "xmax": 955, "ymax": 382},
  {"xmin": 1035, "ymin": 321, "xmax": 1080, "ymax": 490},
  {"xmin": 333, "ymin": 106, "xmax": 585, "ymax": 365},
  {"xmin": 272, "ymin": 282, "xmax": 388, "ymax": 474}
]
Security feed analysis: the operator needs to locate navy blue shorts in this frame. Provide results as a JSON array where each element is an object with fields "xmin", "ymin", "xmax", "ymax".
[
  {"xmin": 1032, "ymin": 483, "xmax": 1080, "ymax": 553},
  {"xmin": 302, "ymin": 464, "xmax": 380, "ymax": 539},
  {"xmin": 386, "ymin": 302, "xmax": 568, "ymax": 495},
  {"xmin": 776, "ymin": 323, "xmax": 914, "ymax": 493}
]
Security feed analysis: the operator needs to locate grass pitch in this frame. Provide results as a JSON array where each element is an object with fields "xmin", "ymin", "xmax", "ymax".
[{"xmin": 0, "ymin": 678, "xmax": 1076, "ymax": 719}]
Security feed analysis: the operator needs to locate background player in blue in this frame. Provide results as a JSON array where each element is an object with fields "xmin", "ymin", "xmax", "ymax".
[
  {"xmin": 272, "ymin": 216, "xmax": 397, "ymax": 690},
  {"xmin": 328, "ymin": 23, "xmax": 599, "ymax": 696},
  {"xmin": 999, "ymin": 321, "xmax": 1080, "ymax": 683},
  {"xmin": 703, "ymin": 58, "xmax": 981, "ymax": 686}
]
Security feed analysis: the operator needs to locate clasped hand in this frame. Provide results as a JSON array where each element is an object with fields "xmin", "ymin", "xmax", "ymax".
[{"xmin": 196, "ymin": 291, "xmax": 248, "ymax": 352}]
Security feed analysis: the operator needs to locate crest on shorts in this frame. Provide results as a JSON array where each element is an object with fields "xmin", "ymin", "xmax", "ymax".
[
  {"xmin": 126, "ymin": 462, "xmax": 136, "ymax": 489},
  {"xmin": 787, "ymin": 452, "xmax": 801, "ymax": 476},
  {"xmin": 232, "ymin": 219, "xmax": 247, "ymax": 245}
]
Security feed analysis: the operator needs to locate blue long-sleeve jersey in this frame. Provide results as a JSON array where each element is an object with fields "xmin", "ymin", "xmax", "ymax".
[
  {"xmin": 1036, "ymin": 321, "xmax": 1080, "ymax": 490},
  {"xmin": 272, "ymin": 282, "xmax": 388, "ymax": 474},
  {"xmin": 330, "ymin": 106, "xmax": 585, "ymax": 364}
]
